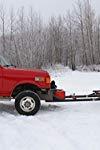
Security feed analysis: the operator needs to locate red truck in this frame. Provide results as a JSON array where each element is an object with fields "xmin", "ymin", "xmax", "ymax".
[
  {"xmin": 1, "ymin": 56, "xmax": 100, "ymax": 115},
  {"xmin": 0, "ymin": 56, "xmax": 65, "ymax": 115}
]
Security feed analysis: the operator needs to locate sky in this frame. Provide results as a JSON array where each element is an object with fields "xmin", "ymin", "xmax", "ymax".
[{"xmin": 1, "ymin": 0, "xmax": 100, "ymax": 21}]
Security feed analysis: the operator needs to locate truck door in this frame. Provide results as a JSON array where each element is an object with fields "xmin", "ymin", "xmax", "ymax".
[{"xmin": 0, "ymin": 66, "xmax": 3, "ymax": 93}]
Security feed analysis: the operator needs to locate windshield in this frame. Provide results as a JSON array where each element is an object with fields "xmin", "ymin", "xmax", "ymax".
[{"xmin": 0, "ymin": 56, "xmax": 11, "ymax": 67}]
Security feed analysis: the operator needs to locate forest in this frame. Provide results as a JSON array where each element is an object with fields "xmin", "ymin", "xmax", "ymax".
[{"xmin": 0, "ymin": 0, "xmax": 100, "ymax": 70}]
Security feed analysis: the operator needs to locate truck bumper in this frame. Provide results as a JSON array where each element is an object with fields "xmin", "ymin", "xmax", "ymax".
[
  {"xmin": 37, "ymin": 81, "xmax": 65, "ymax": 102},
  {"xmin": 38, "ymin": 89, "xmax": 65, "ymax": 102}
]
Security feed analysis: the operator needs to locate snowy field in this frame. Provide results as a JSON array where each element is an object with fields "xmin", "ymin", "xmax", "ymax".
[{"xmin": 0, "ymin": 66, "xmax": 100, "ymax": 150}]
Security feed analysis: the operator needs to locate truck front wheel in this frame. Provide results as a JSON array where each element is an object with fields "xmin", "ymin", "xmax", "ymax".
[{"xmin": 15, "ymin": 91, "xmax": 41, "ymax": 115}]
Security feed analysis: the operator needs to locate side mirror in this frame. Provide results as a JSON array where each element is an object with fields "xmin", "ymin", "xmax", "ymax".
[
  {"xmin": 0, "ymin": 65, "xmax": 3, "ymax": 68},
  {"xmin": 11, "ymin": 64, "xmax": 16, "ymax": 68}
]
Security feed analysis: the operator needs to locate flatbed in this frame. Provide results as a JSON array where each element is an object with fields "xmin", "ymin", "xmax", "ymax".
[{"xmin": 46, "ymin": 90, "xmax": 100, "ymax": 102}]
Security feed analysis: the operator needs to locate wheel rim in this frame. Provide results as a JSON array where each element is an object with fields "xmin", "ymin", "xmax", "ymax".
[{"xmin": 20, "ymin": 96, "xmax": 36, "ymax": 112}]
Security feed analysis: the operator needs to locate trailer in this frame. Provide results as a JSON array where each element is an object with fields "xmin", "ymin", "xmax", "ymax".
[
  {"xmin": 46, "ymin": 81, "xmax": 100, "ymax": 103},
  {"xmin": 46, "ymin": 90, "xmax": 100, "ymax": 103}
]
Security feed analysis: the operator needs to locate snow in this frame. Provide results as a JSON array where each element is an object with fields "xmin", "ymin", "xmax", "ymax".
[
  {"xmin": 0, "ymin": 66, "xmax": 100, "ymax": 150},
  {"xmin": 48, "ymin": 64, "xmax": 100, "ymax": 95}
]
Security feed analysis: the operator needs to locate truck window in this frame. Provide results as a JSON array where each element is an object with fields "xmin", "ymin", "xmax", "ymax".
[{"xmin": 0, "ymin": 56, "xmax": 11, "ymax": 66}]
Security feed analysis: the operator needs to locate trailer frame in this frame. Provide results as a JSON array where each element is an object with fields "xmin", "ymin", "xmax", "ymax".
[{"xmin": 46, "ymin": 90, "xmax": 100, "ymax": 102}]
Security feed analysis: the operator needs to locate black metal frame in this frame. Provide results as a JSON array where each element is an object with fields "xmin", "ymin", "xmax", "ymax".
[{"xmin": 46, "ymin": 90, "xmax": 100, "ymax": 102}]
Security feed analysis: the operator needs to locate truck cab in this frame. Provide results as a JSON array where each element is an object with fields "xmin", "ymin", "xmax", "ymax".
[{"xmin": 0, "ymin": 56, "xmax": 51, "ymax": 115}]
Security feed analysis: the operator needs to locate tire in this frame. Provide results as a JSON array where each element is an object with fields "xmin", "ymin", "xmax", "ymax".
[{"xmin": 15, "ymin": 90, "xmax": 41, "ymax": 116}]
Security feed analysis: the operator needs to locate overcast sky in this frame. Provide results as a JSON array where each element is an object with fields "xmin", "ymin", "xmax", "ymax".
[{"xmin": 1, "ymin": 0, "xmax": 100, "ymax": 20}]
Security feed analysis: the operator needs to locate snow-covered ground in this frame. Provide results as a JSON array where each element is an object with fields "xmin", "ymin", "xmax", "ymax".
[{"xmin": 0, "ymin": 66, "xmax": 100, "ymax": 150}]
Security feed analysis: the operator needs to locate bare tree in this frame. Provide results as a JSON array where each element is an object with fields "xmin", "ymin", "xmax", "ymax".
[
  {"xmin": 84, "ymin": 0, "xmax": 95, "ymax": 65},
  {"xmin": 0, "ymin": 0, "xmax": 99, "ymax": 70},
  {"xmin": 74, "ymin": 0, "xmax": 88, "ymax": 65},
  {"xmin": 0, "ymin": 4, "xmax": 6, "ymax": 56},
  {"xmin": 64, "ymin": 11, "xmax": 76, "ymax": 70}
]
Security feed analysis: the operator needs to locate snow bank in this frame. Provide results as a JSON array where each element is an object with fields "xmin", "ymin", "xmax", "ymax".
[{"xmin": 77, "ymin": 65, "xmax": 100, "ymax": 72}]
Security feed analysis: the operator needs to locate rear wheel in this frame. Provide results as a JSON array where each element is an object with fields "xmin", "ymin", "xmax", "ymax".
[{"xmin": 15, "ymin": 91, "xmax": 40, "ymax": 115}]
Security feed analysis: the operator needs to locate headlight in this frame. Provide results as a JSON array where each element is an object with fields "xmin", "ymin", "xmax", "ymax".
[
  {"xmin": 34, "ymin": 76, "xmax": 51, "ymax": 83},
  {"xmin": 35, "ymin": 77, "xmax": 45, "ymax": 82}
]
